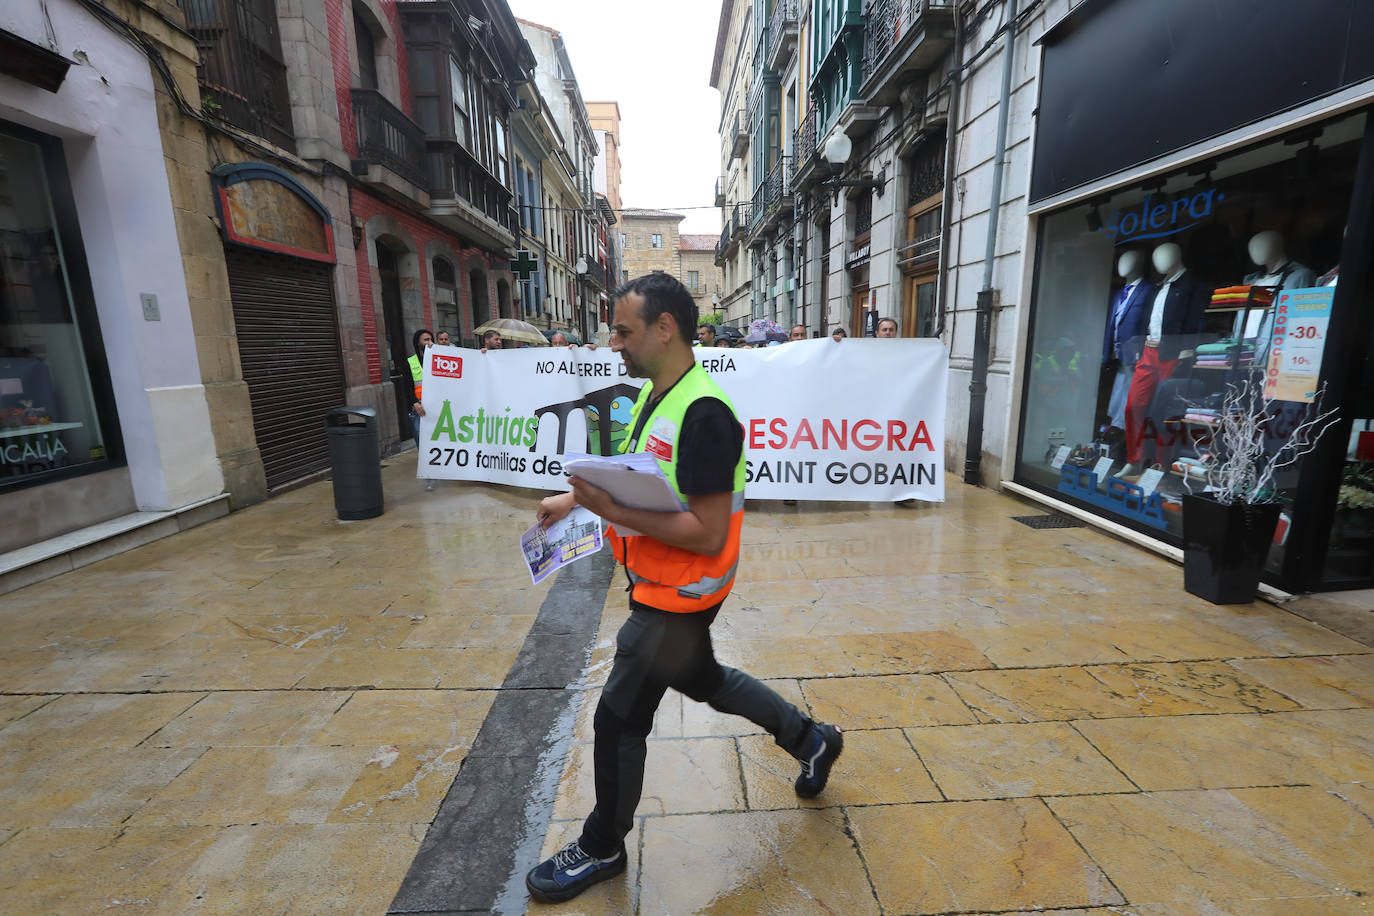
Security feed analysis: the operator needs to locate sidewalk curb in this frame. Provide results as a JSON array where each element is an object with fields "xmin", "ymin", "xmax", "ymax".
[{"xmin": 388, "ymin": 545, "xmax": 615, "ymax": 914}]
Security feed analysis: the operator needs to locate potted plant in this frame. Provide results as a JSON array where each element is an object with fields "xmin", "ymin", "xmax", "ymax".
[{"xmin": 1180, "ymin": 376, "xmax": 1338, "ymax": 603}]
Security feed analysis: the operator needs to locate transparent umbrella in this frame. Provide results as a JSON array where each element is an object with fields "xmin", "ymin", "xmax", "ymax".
[
  {"xmin": 744, "ymin": 319, "xmax": 787, "ymax": 344},
  {"xmin": 472, "ymin": 318, "xmax": 550, "ymax": 346}
]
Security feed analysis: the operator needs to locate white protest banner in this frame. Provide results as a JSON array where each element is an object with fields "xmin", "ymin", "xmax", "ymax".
[{"xmin": 418, "ymin": 337, "xmax": 947, "ymax": 501}]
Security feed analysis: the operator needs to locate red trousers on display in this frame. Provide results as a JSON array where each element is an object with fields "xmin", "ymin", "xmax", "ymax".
[{"xmin": 1124, "ymin": 344, "xmax": 1179, "ymax": 465}]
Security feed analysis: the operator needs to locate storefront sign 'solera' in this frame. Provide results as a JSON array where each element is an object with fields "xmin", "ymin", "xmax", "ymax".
[
  {"xmin": 1265, "ymin": 286, "xmax": 1333, "ymax": 404},
  {"xmin": 418, "ymin": 338, "xmax": 948, "ymax": 502}
]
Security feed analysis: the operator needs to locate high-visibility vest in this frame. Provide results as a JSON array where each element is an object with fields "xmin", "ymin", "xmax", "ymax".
[
  {"xmin": 408, "ymin": 353, "xmax": 423, "ymax": 400},
  {"xmin": 607, "ymin": 364, "xmax": 747, "ymax": 613}
]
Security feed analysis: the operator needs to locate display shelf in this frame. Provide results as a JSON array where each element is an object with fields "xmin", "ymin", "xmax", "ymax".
[
  {"xmin": 0, "ymin": 421, "xmax": 82, "ymax": 439},
  {"xmin": 1194, "ymin": 362, "xmax": 1256, "ymax": 370}
]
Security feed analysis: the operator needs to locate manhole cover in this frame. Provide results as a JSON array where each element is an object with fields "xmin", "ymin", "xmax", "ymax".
[{"xmin": 1011, "ymin": 514, "xmax": 1085, "ymax": 529}]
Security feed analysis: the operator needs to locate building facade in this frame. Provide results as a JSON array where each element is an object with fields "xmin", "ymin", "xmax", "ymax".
[
  {"xmin": 587, "ymin": 100, "xmax": 624, "ymax": 304},
  {"xmin": 0, "ymin": 0, "xmax": 611, "ymax": 574},
  {"xmin": 715, "ymin": 0, "xmax": 1374, "ymax": 593},
  {"xmin": 619, "ymin": 209, "xmax": 685, "ymax": 283},
  {"xmin": 0, "ymin": 0, "xmax": 231, "ymax": 562},
  {"xmin": 679, "ymin": 235, "xmax": 725, "ymax": 316},
  {"xmin": 518, "ymin": 19, "xmax": 608, "ymax": 343}
]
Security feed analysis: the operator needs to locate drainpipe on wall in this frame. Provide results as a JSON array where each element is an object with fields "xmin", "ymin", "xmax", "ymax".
[
  {"xmin": 934, "ymin": 2, "xmax": 962, "ymax": 338},
  {"xmin": 964, "ymin": 0, "xmax": 1017, "ymax": 486}
]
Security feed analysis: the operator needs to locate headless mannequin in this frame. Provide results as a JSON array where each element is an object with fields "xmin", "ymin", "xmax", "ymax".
[
  {"xmin": 1120, "ymin": 243, "xmax": 1193, "ymax": 478},
  {"xmin": 1239, "ymin": 230, "xmax": 1317, "ymax": 351},
  {"xmin": 1103, "ymin": 251, "xmax": 1151, "ymax": 433}
]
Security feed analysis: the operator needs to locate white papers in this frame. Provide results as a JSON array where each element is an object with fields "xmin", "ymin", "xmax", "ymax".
[
  {"xmin": 519, "ymin": 506, "xmax": 603, "ymax": 585},
  {"xmin": 1050, "ymin": 446, "xmax": 1071, "ymax": 469},
  {"xmin": 1137, "ymin": 467, "xmax": 1165, "ymax": 496},
  {"xmin": 1091, "ymin": 456, "xmax": 1114, "ymax": 484},
  {"xmin": 562, "ymin": 452, "xmax": 684, "ymax": 537}
]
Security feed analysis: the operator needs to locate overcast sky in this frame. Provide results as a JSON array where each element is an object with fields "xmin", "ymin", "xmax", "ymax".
[{"xmin": 507, "ymin": 0, "xmax": 723, "ymax": 235}]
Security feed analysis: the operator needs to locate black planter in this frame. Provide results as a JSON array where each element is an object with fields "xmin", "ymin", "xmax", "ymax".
[{"xmin": 1181, "ymin": 494, "xmax": 1281, "ymax": 604}]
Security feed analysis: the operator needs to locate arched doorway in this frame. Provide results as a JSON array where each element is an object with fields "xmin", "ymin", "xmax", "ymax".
[
  {"xmin": 496, "ymin": 278, "xmax": 513, "ymax": 319},
  {"xmin": 469, "ymin": 268, "xmax": 490, "ymax": 344},
  {"xmin": 378, "ymin": 241, "xmax": 411, "ymax": 439}
]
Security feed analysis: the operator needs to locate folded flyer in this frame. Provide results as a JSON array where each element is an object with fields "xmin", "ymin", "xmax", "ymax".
[{"xmin": 519, "ymin": 506, "xmax": 603, "ymax": 585}]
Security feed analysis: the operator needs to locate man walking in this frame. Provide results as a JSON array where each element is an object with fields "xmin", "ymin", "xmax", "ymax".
[
  {"xmin": 696, "ymin": 322, "xmax": 716, "ymax": 347},
  {"xmin": 525, "ymin": 273, "xmax": 843, "ymax": 904}
]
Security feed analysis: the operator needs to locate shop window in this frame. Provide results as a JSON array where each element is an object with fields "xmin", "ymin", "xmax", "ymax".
[
  {"xmin": 1018, "ymin": 109, "xmax": 1366, "ymax": 563},
  {"xmin": 0, "ymin": 125, "xmax": 118, "ymax": 488},
  {"xmin": 184, "ymin": 0, "xmax": 294, "ymax": 151}
]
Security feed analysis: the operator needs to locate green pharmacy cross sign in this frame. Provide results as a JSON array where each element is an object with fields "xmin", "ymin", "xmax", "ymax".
[{"xmin": 510, "ymin": 249, "xmax": 539, "ymax": 280}]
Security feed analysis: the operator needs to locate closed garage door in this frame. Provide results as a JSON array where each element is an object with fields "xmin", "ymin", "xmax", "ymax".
[{"xmin": 226, "ymin": 249, "xmax": 346, "ymax": 489}]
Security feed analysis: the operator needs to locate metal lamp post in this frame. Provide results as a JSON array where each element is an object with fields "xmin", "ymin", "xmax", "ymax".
[{"xmin": 575, "ymin": 256, "xmax": 589, "ymax": 343}]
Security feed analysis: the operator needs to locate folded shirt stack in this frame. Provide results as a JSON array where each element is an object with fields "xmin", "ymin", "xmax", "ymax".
[
  {"xmin": 1209, "ymin": 285, "xmax": 1275, "ymax": 310},
  {"xmin": 1194, "ymin": 337, "xmax": 1256, "ymax": 367}
]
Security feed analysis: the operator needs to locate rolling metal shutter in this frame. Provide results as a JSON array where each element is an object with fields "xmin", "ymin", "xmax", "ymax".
[{"xmin": 226, "ymin": 249, "xmax": 346, "ymax": 489}]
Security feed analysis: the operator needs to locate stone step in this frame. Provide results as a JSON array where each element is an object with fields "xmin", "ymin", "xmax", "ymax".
[{"xmin": 0, "ymin": 494, "xmax": 230, "ymax": 595}]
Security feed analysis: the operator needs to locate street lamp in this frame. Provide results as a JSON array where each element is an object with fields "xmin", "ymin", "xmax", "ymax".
[
  {"xmin": 821, "ymin": 131, "xmax": 885, "ymax": 206},
  {"xmin": 575, "ymin": 256, "xmax": 589, "ymax": 343}
]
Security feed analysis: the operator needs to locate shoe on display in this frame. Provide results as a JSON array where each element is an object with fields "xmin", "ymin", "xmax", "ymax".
[
  {"xmin": 1117, "ymin": 462, "xmax": 1142, "ymax": 480},
  {"xmin": 794, "ymin": 721, "xmax": 844, "ymax": 798},
  {"xmin": 526, "ymin": 841, "xmax": 626, "ymax": 903}
]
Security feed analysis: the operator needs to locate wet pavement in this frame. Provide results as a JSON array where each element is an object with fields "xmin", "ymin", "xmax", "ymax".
[{"xmin": 0, "ymin": 461, "xmax": 1371, "ymax": 914}]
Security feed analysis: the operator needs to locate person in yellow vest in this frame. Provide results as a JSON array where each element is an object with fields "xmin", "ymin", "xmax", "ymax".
[
  {"xmin": 525, "ymin": 273, "xmax": 843, "ymax": 903},
  {"xmin": 407, "ymin": 328, "xmax": 434, "ymax": 489}
]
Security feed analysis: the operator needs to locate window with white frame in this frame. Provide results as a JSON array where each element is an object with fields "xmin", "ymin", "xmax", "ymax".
[
  {"xmin": 449, "ymin": 58, "xmax": 469, "ymax": 148},
  {"xmin": 651, "ymin": 233, "xmax": 662, "ymax": 248}
]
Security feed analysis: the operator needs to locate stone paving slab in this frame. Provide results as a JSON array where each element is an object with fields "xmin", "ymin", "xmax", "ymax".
[{"xmin": 0, "ymin": 464, "xmax": 1371, "ymax": 914}]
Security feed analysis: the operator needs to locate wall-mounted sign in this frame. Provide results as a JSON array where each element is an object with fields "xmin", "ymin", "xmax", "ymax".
[
  {"xmin": 845, "ymin": 244, "xmax": 870, "ymax": 269},
  {"xmin": 1097, "ymin": 187, "xmax": 1224, "ymax": 245},
  {"xmin": 510, "ymin": 249, "xmax": 539, "ymax": 280},
  {"xmin": 212, "ymin": 163, "xmax": 335, "ymax": 263}
]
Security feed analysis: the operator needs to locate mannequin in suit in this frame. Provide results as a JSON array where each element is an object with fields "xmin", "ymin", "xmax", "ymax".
[
  {"xmin": 1102, "ymin": 250, "xmax": 1155, "ymax": 432},
  {"xmin": 1119, "ymin": 242, "xmax": 1210, "ymax": 477}
]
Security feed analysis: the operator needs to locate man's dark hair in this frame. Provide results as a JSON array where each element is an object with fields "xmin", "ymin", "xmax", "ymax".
[
  {"xmin": 612, "ymin": 272, "xmax": 698, "ymax": 345},
  {"xmin": 482, "ymin": 329, "xmax": 501, "ymax": 344},
  {"xmin": 413, "ymin": 328, "xmax": 433, "ymax": 356}
]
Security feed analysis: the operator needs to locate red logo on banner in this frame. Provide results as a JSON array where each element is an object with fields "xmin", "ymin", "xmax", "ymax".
[
  {"xmin": 432, "ymin": 355, "xmax": 463, "ymax": 379},
  {"xmin": 645, "ymin": 436, "xmax": 673, "ymax": 461}
]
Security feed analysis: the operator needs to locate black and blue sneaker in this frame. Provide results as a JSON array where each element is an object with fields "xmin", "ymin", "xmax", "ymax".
[
  {"xmin": 525, "ymin": 841, "xmax": 626, "ymax": 903},
  {"xmin": 794, "ymin": 721, "xmax": 843, "ymax": 798}
]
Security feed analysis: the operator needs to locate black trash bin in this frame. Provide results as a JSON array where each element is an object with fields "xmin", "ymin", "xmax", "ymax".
[{"xmin": 326, "ymin": 407, "xmax": 383, "ymax": 520}]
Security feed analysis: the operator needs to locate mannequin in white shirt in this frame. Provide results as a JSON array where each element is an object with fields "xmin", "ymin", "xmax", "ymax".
[
  {"xmin": 1120, "ymin": 242, "xmax": 1207, "ymax": 478},
  {"xmin": 1238, "ymin": 230, "xmax": 1317, "ymax": 350}
]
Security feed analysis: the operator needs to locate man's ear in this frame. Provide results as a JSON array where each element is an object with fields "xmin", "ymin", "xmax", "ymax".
[{"xmin": 657, "ymin": 312, "xmax": 676, "ymax": 341}]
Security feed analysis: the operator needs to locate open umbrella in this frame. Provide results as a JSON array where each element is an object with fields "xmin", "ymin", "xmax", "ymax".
[
  {"xmin": 744, "ymin": 318, "xmax": 787, "ymax": 344},
  {"xmin": 473, "ymin": 317, "xmax": 550, "ymax": 346}
]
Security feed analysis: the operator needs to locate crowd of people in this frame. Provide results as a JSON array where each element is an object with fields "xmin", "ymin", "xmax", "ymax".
[{"xmin": 693, "ymin": 316, "xmax": 902, "ymax": 348}]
